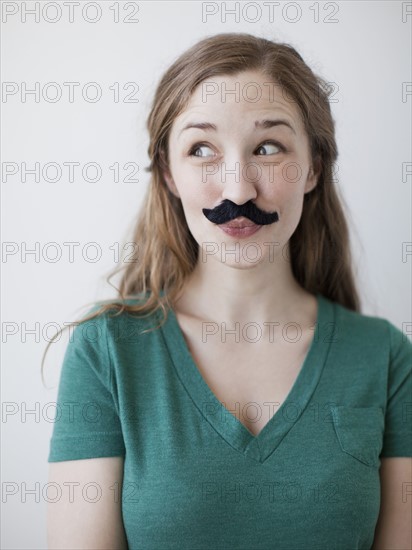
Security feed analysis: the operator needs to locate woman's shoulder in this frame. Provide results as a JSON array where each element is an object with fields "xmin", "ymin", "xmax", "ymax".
[
  {"xmin": 83, "ymin": 293, "xmax": 168, "ymax": 341},
  {"xmin": 323, "ymin": 294, "xmax": 412, "ymax": 356}
]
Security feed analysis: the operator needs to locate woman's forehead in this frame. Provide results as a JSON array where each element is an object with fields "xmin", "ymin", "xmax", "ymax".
[
  {"xmin": 171, "ymin": 71, "xmax": 301, "ymax": 129},
  {"xmin": 190, "ymin": 71, "xmax": 285, "ymax": 104},
  {"xmin": 172, "ymin": 95, "xmax": 302, "ymax": 140}
]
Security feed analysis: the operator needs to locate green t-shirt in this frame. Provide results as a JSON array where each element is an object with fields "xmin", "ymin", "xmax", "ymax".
[{"xmin": 48, "ymin": 292, "xmax": 412, "ymax": 550}]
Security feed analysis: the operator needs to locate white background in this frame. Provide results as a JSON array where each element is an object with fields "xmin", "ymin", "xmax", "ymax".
[{"xmin": 1, "ymin": 1, "xmax": 411, "ymax": 548}]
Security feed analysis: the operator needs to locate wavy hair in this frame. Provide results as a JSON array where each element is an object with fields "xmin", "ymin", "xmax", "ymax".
[{"xmin": 41, "ymin": 32, "xmax": 360, "ymax": 386}]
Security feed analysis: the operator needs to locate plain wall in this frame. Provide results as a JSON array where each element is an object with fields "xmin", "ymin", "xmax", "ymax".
[{"xmin": 2, "ymin": 1, "xmax": 411, "ymax": 548}]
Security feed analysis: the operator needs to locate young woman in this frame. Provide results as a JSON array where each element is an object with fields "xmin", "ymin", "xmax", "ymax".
[{"xmin": 45, "ymin": 33, "xmax": 411, "ymax": 549}]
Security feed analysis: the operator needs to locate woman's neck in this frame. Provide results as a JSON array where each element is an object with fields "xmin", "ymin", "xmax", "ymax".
[{"xmin": 172, "ymin": 255, "xmax": 315, "ymax": 327}]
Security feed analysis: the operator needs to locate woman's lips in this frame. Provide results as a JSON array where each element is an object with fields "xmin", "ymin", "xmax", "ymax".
[
  {"xmin": 220, "ymin": 216, "xmax": 255, "ymax": 228},
  {"xmin": 218, "ymin": 217, "xmax": 262, "ymax": 238}
]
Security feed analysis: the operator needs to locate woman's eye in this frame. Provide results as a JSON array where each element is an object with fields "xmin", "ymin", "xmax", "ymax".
[
  {"xmin": 188, "ymin": 141, "xmax": 285, "ymax": 158},
  {"xmin": 189, "ymin": 144, "xmax": 215, "ymax": 158},
  {"xmin": 255, "ymin": 141, "xmax": 284, "ymax": 155}
]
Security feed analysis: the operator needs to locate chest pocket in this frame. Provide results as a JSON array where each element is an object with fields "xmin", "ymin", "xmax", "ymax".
[{"xmin": 330, "ymin": 406, "xmax": 384, "ymax": 468}]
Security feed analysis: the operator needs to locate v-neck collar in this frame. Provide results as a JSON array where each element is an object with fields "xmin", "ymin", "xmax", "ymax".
[{"xmin": 160, "ymin": 292, "xmax": 335, "ymax": 464}]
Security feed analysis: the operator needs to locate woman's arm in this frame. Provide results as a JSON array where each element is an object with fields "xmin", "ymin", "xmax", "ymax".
[
  {"xmin": 371, "ymin": 457, "xmax": 412, "ymax": 549},
  {"xmin": 47, "ymin": 456, "xmax": 128, "ymax": 550}
]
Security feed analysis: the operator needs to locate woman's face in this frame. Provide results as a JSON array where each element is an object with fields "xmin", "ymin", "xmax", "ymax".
[{"xmin": 164, "ymin": 69, "xmax": 318, "ymax": 267}]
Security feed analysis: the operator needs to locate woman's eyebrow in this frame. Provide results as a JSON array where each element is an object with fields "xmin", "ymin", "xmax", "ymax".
[
  {"xmin": 178, "ymin": 119, "xmax": 296, "ymax": 137},
  {"xmin": 178, "ymin": 122, "xmax": 217, "ymax": 137},
  {"xmin": 255, "ymin": 119, "xmax": 296, "ymax": 134}
]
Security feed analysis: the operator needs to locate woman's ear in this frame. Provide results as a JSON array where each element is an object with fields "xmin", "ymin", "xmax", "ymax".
[
  {"xmin": 163, "ymin": 169, "xmax": 180, "ymax": 199},
  {"xmin": 304, "ymin": 156, "xmax": 321, "ymax": 194}
]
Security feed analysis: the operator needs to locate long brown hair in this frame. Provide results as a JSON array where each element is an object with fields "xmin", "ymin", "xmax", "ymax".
[{"xmin": 41, "ymin": 32, "xmax": 360, "ymax": 386}]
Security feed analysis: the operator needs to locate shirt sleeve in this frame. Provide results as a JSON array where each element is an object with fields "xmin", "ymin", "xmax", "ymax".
[
  {"xmin": 380, "ymin": 319, "xmax": 412, "ymax": 458},
  {"xmin": 47, "ymin": 306, "xmax": 125, "ymax": 462}
]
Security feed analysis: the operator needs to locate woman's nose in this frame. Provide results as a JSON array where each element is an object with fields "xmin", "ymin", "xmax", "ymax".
[{"xmin": 219, "ymin": 159, "xmax": 259, "ymax": 206}]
